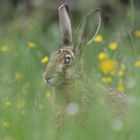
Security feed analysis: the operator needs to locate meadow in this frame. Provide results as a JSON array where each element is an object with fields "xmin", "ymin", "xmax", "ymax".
[{"xmin": 0, "ymin": 4, "xmax": 140, "ymax": 140}]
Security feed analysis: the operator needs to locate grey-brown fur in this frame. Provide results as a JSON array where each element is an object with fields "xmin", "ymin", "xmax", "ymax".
[{"xmin": 43, "ymin": 3, "xmax": 130, "ymax": 130}]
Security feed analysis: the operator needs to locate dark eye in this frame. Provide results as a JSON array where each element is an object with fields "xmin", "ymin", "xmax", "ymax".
[{"xmin": 64, "ymin": 54, "xmax": 71, "ymax": 65}]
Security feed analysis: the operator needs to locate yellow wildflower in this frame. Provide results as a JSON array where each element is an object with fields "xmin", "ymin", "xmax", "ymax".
[
  {"xmin": 110, "ymin": 70, "xmax": 115, "ymax": 76},
  {"xmin": 21, "ymin": 110, "xmax": 26, "ymax": 115},
  {"xmin": 41, "ymin": 56, "xmax": 49, "ymax": 63},
  {"xmin": 16, "ymin": 100, "xmax": 25, "ymax": 109},
  {"xmin": 102, "ymin": 76, "xmax": 112, "ymax": 83},
  {"xmin": 38, "ymin": 104, "xmax": 43, "ymax": 110},
  {"xmin": 109, "ymin": 42, "xmax": 118, "ymax": 50},
  {"xmin": 134, "ymin": 60, "xmax": 140, "ymax": 67},
  {"xmin": 45, "ymin": 91, "xmax": 52, "ymax": 98},
  {"xmin": 28, "ymin": 41, "xmax": 36, "ymax": 48},
  {"xmin": 98, "ymin": 52, "xmax": 108, "ymax": 60},
  {"xmin": 94, "ymin": 34, "xmax": 103, "ymax": 43},
  {"xmin": 134, "ymin": 30, "xmax": 140, "ymax": 37},
  {"xmin": 2, "ymin": 121, "xmax": 10, "ymax": 128},
  {"xmin": 118, "ymin": 81, "xmax": 125, "ymax": 93},
  {"xmin": 117, "ymin": 68, "xmax": 124, "ymax": 77},
  {"xmin": 99, "ymin": 59, "xmax": 117, "ymax": 74},
  {"xmin": 15, "ymin": 72, "xmax": 22, "ymax": 80},
  {"xmin": 5, "ymin": 101, "xmax": 11, "ymax": 107},
  {"xmin": 0, "ymin": 46, "xmax": 11, "ymax": 53}
]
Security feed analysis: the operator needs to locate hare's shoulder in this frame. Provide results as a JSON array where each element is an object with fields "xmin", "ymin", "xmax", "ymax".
[{"xmin": 97, "ymin": 84, "xmax": 130, "ymax": 110}]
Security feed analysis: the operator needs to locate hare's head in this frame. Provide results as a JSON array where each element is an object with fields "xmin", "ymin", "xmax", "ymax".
[{"xmin": 43, "ymin": 4, "xmax": 101, "ymax": 87}]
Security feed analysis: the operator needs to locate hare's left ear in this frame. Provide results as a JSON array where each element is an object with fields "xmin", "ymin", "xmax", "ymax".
[
  {"xmin": 75, "ymin": 8, "xmax": 101, "ymax": 55},
  {"xmin": 58, "ymin": 4, "xmax": 72, "ymax": 47}
]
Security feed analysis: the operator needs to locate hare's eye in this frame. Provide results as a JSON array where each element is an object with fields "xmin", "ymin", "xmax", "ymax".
[
  {"xmin": 64, "ymin": 57, "xmax": 71, "ymax": 65},
  {"xmin": 64, "ymin": 56, "xmax": 71, "ymax": 65}
]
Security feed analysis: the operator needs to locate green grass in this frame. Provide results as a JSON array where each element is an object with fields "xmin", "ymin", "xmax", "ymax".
[{"xmin": 0, "ymin": 13, "xmax": 140, "ymax": 140}]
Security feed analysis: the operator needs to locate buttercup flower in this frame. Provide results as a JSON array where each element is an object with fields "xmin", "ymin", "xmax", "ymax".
[
  {"xmin": 109, "ymin": 42, "xmax": 118, "ymax": 50},
  {"xmin": 45, "ymin": 91, "xmax": 52, "ymax": 98},
  {"xmin": 2, "ymin": 121, "xmax": 10, "ymax": 128},
  {"xmin": 94, "ymin": 34, "xmax": 103, "ymax": 43},
  {"xmin": 98, "ymin": 52, "xmax": 108, "ymax": 60},
  {"xmin": 134, "ymin": 60, "xmax": 140, "ymax": 67},
  {"xmin": 41, "ymin": 56, "xmax": 49, "ymax": 63},
  {"xmin": 118, "ymin": 80, "xmax": 125, "ymax": 93},
  {"xmin": 102, "ymin": 76, "xmax": 112, "ymax": 83},
  {"xmin": 99, "ymin": 59, "xmax": 117, "ymax": 74},
  {"xmin": 117, "ymin": 68, "xmax": 125, "ymax": 77},
  {"xmin": 5, "ymin": 101, "xmax": 11, "ymax": 107},
  {"xmin": 134, "ymin": 30, "xmax": 140, "ymax": 37},
  {"xmin": 15, "ymin": 72, "xmax": 22, "ymax": 80},
  {"xmin": 28, "ymin": 41, "xmax": 36, "ymax": 48},
  {"xmin": 0, "ymin": 46, "xmax": 11, "ymax": 53}
]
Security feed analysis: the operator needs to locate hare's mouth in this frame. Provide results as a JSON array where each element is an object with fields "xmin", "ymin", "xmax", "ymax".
[{"xmin": 45, "ymin": 77, "xmax": 54, "ymax": 86}]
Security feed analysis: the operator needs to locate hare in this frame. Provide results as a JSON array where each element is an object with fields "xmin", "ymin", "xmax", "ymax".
[{"xmin": 43, "ymin": 3, "xmax": 130, "ymax": 129}]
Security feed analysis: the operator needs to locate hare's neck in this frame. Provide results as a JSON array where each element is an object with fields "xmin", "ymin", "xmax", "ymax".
[{"xmin": 52, "ymin": 75, "xmax": 83, "ymax": 105}]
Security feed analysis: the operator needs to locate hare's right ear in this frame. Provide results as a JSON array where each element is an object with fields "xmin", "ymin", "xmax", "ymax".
[
  {"xmin": 75, "ymin": 8, "xmax": 101, "ymax": 55},
  {"xmin": 58, "ymin": 4, "xmax": 72, "ymax": 47}
]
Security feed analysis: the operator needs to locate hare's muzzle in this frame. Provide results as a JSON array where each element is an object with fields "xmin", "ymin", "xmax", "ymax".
[
  {"xmin": 43, "ymin": 73, "xmax": 53, "ymax": 86},
  {"xmin": 45, "ymin": 77, "xmax": 53, "ymax": 86}
]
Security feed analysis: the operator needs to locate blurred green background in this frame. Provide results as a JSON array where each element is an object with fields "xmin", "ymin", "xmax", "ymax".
[{"xmin": 0, "ymin": 0, "xmax": 140, "ymax": 140}]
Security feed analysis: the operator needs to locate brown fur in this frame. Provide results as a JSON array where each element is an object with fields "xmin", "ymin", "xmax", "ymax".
[{"xmin": 43, "ymin": 4, "xmax": 130, "ymax": 131}]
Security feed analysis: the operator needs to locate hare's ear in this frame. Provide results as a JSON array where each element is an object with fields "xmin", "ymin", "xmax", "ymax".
[
  {"xmin": 58, "ymin": 4, "xmax": 72, "ymax": 47},
  {"xmin": 75, "ymin": 8, "xmax": 101, "ymax": 55}
]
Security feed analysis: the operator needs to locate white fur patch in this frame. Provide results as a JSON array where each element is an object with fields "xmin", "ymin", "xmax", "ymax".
[{"xmin": 66, "ymin": 103, "xmax": 79, "ymax": 116}]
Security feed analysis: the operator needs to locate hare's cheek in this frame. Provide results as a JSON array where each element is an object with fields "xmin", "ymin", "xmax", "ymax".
[
  {"xmin": 59, "ymin": 64, "xmax": 63, "ymax": 69},
  {"xmin": 56, "ymin": 64, "xmax": 64, "ymax": 73}
]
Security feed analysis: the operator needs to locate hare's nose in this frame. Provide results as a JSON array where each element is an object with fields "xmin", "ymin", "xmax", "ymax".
[
  {"xmin": 46, "ymin": 77, "xmax": 53, "ymax": 85},
  {"xmin": 43, "ymin": 73, "xmax": 53, "ymax": 85}
]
